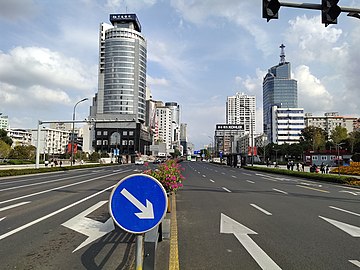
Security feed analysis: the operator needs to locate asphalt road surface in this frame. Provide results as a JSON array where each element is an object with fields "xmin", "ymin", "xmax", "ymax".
[
  {"xmin": 176, "ymin": 161, "xmax": 360, "ymax": 270},
  {"xmin": 0, "ymin": 164, "xmax": 147, "ymax": 270},
  {"xmin": 1, "ymin": 161, "xmax": 359, "ymax": 270}
]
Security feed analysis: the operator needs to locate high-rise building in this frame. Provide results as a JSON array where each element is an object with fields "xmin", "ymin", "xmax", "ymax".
[
  {"xmin": 263, "ymin": 44, "xmax": 298, "ymax": 142},
  {"xmin": 88, "ymin": 14, "xmax": 151, "ymax": 158},
  {"xmin": 0, "ymin": 114, "xmax": 9, "ymax": 129},
  {"xmin": 226, "ymin": 92, "xmax": 255, "ymax": 137},
  {"xmin": 271, "ymin": 106, "xmax": 305, "ymax": 144}
]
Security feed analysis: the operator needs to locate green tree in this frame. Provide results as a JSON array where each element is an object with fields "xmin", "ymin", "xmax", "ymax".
[
  {"xmin": 0, "ymin": 140, "xmax": 11, "ymax": 159},
  {"xmin": 0, "ymin": 129, "xmax": 13, "ymax": 146},
  {"xmin": 300, "ymin": 126, "xmax": 327, "ymax": 151},
  {"xmin": 330, "ymin": 126, "xmax": 348, "ymax": 145},
  {"xmin": 9, "ymin": 145, "xmax": 36, "ymax": 160}
]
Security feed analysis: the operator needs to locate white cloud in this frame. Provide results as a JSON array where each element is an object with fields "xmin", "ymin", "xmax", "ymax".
[
  {"xmin": 147, "ymin": 75, "xmax": 169, "ymax": 86},
  {"xmin": 294, "ymin": 65, "xmax": 333, "ymax": 113},
  {"xmin": 105, "ymin": 0, "xmax": 157, "ymax": 11},
  {"xmin": 0, "ymin": 47, "xmax": 96, "ymax": 92},
  {"xmin": 285, "ymin": 15, "xmax": 343, "ymax": 63}
]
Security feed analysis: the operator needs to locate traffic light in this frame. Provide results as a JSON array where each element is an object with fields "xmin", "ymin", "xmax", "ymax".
[
  {"xmin": 322, "ymin": 0, "xmax": 342, "ymax": 26},
  {"xmin": 263, "ymin": 0, "xmax": 281, "ymax": 22}
]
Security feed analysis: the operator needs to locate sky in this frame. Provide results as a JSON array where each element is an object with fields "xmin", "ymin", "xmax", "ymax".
[{"xmin": 0, "ymin": 0, "xmax": 359, "ymax": 150}]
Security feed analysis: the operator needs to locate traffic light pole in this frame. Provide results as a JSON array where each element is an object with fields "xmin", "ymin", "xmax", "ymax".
[
  {"xmin": 263, "ymin": 0, "xmax": 360, "ymax": 25},
  {"xmin": 280, "ymin": 1, "xmax": 360, "ymax": 13}
]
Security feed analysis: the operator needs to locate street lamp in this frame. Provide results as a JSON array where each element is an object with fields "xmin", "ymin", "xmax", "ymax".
[
  {"xmin": 71, "ymin": 98, "xmax": 88, "ymax": 166},
  {"xmin": 336, "ymin": 142, "xmax": 345, "ymax": 176}
]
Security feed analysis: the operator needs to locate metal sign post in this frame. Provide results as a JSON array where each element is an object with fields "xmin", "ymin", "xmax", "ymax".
[{"xmin": 109, "ymin": 174, "xmax": 168, "ymax": 269}]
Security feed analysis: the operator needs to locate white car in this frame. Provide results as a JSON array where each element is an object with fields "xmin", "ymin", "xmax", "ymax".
[{"xmin": 135, "ymin": 159, "xmax": 144, "ymax": 165}]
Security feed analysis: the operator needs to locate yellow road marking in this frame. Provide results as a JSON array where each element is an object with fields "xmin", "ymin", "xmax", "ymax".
[
  {"xmin": 169, "ymin": 193, "xmax": 180, "ymax": 270},
  {"xmin": 296, "ymin": 185, "xmax": 330, "ymax": 193}
]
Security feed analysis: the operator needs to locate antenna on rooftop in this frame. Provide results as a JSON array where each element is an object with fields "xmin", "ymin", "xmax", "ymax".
[{"xmin": 279, "ymin": 43, "xmax": 286, "ymax": 64}]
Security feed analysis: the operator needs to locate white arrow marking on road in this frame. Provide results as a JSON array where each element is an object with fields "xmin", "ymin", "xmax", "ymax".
[
  {"xmin": 220, "ymin": 213, "xmax": 282, "ymax": 270},
  {"xmin": 319, "ymin": 216, "xmax": 360, "ymax": 237},
  {"xmin": 349, "ymin": 260, "xmax": 360, "ymax": 268},
  {"xmin": 120, "ymin": 188, "xmax": 154, "ymax": 219},
  {"xmin": 62, "ymin": 201, "xmax": 115, "ymax": 253}
]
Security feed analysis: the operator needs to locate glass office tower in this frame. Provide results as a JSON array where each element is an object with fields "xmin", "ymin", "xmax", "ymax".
[{"xmin": 263, "ymin": 44, "xmax": 297, "ymax": 142}]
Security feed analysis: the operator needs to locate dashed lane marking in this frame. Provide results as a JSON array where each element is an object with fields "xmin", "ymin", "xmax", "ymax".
[
  {"xmin": 296, "ymin": 185, "xmax": 330, "ymax": 193},
  {"xmin": 272, "ymin": 188, "xmax": 288, "ymax": 195},
  {"xmin": 222, "ymin": 187, "xmax": 232, "ymax": 193}
]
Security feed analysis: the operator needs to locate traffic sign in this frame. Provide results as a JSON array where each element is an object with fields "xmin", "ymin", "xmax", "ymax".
[{"xmin": 109, "ymin": 174, "xmax": 168, "ymax": 234}]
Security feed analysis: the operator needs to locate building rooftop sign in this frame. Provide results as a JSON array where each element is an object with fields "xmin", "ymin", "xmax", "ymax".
[
  {"xmin": 216, "ymin": 124, "xmax": 244, "ymax": 130},
  {"xmin": 109, "ymin": 13, "xmax": 141, "ymax": 32}
]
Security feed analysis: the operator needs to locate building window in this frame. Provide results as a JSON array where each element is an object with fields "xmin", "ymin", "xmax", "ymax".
[
  {"xmin": 321, "ymin": 156, "xmax": 327, "ymax": 160},
  {"xmin": 103, "ymin": 140, "xmax": 108, "ymax": 145},
  {"xmin": 312, "ymin": 156, "xmax": 318, "ymax": 160},
  {"xmin": 123, "ymin": 131, "xmax": 128, "ymax": 136},
  {"xmin": 103, "ymin": 131, "xmax": 108, "ymax": 136},
  {"xmin": 97, "ymin": 131, "xmax": 102, "ymax": 136},
  {"xmin": 129, "ymin": 131, "xmax": 134, "ymax": 136},
  {"xmin": 97, "ymin": 140, "xmax": 102, "ymax": 145},
  {"xmin": 122, "ymin": 140, "xmax": 128, "ymax": 145},
  {"xmin": 129, "ymin": 140, "xmax": 134, "ymax": 145}
]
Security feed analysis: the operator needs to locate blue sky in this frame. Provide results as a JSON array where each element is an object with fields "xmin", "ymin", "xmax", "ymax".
[{"xmin": 0, "ymin": 0, "xmax": 359, "ymax": 149}]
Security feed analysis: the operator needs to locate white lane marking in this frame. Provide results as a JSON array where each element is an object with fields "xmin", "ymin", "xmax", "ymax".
[
  {"xmin": 299, "ymin": 181, "xmax": 322, "ymax": 187},
  {"xmin": 243, "ymin": 173, "xmax": 251, "ymax": 176},
  {"xmin": 198, "ymin": 172, "xmax": 200, "ymax": 174},
  {"xmin": 220, "ymin": 213, "xmax": 282, "ymax": 270},
  {"xmin": 0, "ymin": 185, "xmax": 115, "ymax": 241},
  {"xmin": 222, "ymin": 187, "xmax": 232, "ymax": 193},
  {"xmin": 296, "ymin": 185, "xmax": 330, "ymax": 193},
  {"xmin": 0, "ymin": 217, "xmax": 5, "ymax": 221},
  {"xmin": 319, "ymin": 216, "xmax": 360, "ymax": 237},
  {"xmin": 0, "ymin": 173, "xmax": 94, "ymax": 192},
  {"xmin": 272, "ymin": 188, "xmax": 288, "ymax": 195},
  {"xmin": 261, "ymin": 177, "xmax": 278, "ymax": 182},
  {"xmin": 62, "ymin": 201, "xmax": 115, "ymax": 252},
  {"xmin": 0, "ymin": 201, "xmax": 31, "ymax": 212},
  {"xmin": 339, "ymin": 190, "xmax": 359, "ymax": 196},
  {"xmin": 250, "ymin": 204, "xmax": 272, "ymax": 216},
  {"xmin": 215, "ymin": 170, "xmax": 218, "ymax": 173},
  {"xmin": 329, "ymin": 206, "xmax": 360, "ymax": 217},
  {"xmin": 0, "ymin": 170, "xmax": 128, "ymax": 205},
  {"xmin": 349, "ymin": 260, "xmax": 360, "ymax": 268},
  {"xmin": 246, "ymin": 180, "xmax": 255, "ymax": 184},
  {"xmin": 221, "ymin": 172, "xmax": 226, "ymax": 175},
  {"xmin": 202, "ymin": 175, "xmax": 206, "ymax": 178},
  {"xmin": 231, "ymin": 175, "xmax": 237, "ymax": 178},
  {"xmin": 210, "ymin": 179, "xmax": 215, "ymax": 183}
]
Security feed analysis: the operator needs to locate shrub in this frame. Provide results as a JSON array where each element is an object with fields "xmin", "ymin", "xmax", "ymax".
[{"xmin": 144, "ymin": 159, "xmax": 185, "ymax": 193}]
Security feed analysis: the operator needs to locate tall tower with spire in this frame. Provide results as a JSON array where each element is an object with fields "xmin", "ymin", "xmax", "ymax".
[{"xmin": 262, "ymin": 44, "xmax": 298, "ymax": 142}]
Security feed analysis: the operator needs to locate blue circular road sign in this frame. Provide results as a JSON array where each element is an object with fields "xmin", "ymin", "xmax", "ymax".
[{"xmin": 109, "ymin": 174, "xmax": 168, "ymax": 234}]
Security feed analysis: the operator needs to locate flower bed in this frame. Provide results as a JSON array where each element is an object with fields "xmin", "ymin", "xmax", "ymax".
[
  {"xmin": 144, "ymin": 159, "xmax": 185, "ymax": 193},
  {"xmin": 330, "ymin": 162, "xmax": 360, "ymax": 176}
]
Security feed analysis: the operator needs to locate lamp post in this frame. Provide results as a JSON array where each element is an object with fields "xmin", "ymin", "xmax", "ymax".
[
  {"xmin": 71, "ymin": 98, "xmax": 88, "ymax": 166},
  {"xmin": 336, "ymin": 142, "xmax": 345, "ymax": 176},
  {"xmin": 207, "ymin": 135, "xmax": 214, "ymax": 160}
]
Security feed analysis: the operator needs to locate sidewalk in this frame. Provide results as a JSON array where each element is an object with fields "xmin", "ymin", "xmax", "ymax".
[{"xmin": 252, "ymin": 164, "xmax": 360, "ymax": 179}]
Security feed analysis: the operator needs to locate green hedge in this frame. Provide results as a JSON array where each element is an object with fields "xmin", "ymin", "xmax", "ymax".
[
  {"xmin": 243, "ymin": 166, "xmax": 360, "ymax": 186},
  {"xmin": 0, "ymin": 163, "xmax": 120, "ymax": 178}
]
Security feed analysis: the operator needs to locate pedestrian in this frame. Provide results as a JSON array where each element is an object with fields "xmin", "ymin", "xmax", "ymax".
[
  {"xmin": 296, "ymin": 163, "xmax": 300, "ymax": 171},
  {"xmin": 59, "ymin": 160, "xmax": 62, "ymax": 167},
  {"xmin": 320, "ymin": 163, "xmax": 325, "ymax": 174},
  {"xmin": 325, "ymin": 164, "xmax": 329, "ymax": 174},
  {"xmin": 302, "ymin": 162, "xmax": 305, "ymax": 172}
]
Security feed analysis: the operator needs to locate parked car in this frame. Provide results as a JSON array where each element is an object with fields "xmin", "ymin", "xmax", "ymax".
[{"xmin": 135, "ymin": 159, "xmax": 144, "ymax": 165}]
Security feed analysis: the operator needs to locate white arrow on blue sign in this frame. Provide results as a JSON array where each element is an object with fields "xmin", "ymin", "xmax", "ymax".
[{"xmin": 109, "ymin": 174, "xmax": 168, "ymax": 234}]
